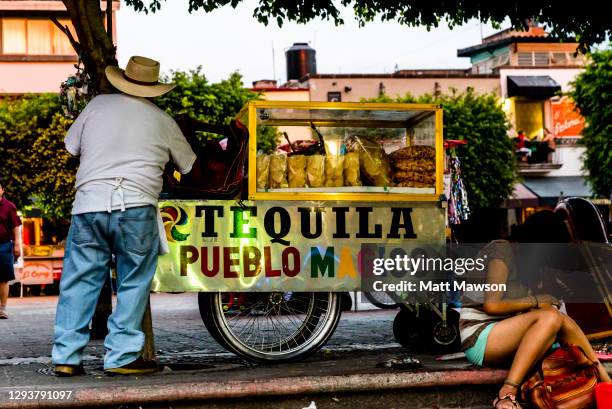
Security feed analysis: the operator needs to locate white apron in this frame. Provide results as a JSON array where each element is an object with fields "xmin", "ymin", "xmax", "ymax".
[{"xmin": 79, "ymin": 177, "xmax": 169, "ymax": 255}]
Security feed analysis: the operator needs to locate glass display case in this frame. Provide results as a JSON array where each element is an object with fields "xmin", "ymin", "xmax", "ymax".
[{"xmin": 237, "ymin": 101, "xmax": 443, "ymax": 202}]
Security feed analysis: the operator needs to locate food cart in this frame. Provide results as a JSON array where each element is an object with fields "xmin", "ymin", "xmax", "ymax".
[
  {"xmin": 154, "ymin": 101, "xmax": 448, "ymax": 363},
  {"xmin": 11, "ymin": 216, "xmax": 64, "ymax": 296}
]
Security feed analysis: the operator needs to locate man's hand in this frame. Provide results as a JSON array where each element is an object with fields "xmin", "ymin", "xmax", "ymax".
[
  {"xmin": 13, "ymin": 246, "xmax": 21, "ymax": 260},
  {"xmin": 535, "ymin": 294, "xmax": 560, "ymax": 309}
]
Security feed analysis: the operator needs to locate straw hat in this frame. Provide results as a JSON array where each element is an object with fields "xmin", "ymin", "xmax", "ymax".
[{"xmin": 105, "ymin": 56, "xmax": 175, "ymax": 98}]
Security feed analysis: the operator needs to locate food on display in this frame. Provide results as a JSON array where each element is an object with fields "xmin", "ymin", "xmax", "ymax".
[
  {"xmin": 324, "ymin": 155, "xmax": 345, "ymax": 187},
  {"xmin": 347, "ymin": 136, "xmax": 392, "ymax": 187},
  {"xmin": 256, "ymin": 154, "xmax": 271, "ymax": 189},
  {"xmin": 343, "ymin": 152, "xmax": 361, "ymax": 186},
  {"xmin": 258, "ymin": 134, "xmax": 436, "ymax": 191},
  {"xmin": 392, "ymin": 158, "xmax": 435, "ymax": 172},
  {"xmin": 269, "ymin": 153, "xmax": 288, "ymax": 188},
  {"xmin": 390, "ymin": 145, "xmax": 435, "ymax": 161},
  {"xmin": 389, "ymin": 146, "xmax": 436, "ymax": 188},
  {"xmin": 287, "ymin": 155, "xmax": 307, "ymax": 188},
  {"xmin": 395, "ymin": 180, "xmax": 434, "ymax": 188},
  {"xmin": 306, "ymin": 155, "xmax": 325, "ymax": 188}
]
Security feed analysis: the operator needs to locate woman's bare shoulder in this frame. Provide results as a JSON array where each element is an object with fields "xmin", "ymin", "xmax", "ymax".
[{"xmin": 483, "ymin": 240, "xmax": 513, "ymax": 264}]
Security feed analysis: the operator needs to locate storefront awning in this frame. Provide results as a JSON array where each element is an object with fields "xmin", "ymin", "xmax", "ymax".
[
  {"xmin": 503, "ymin": 183, "xmax": 539, "ymax": 208},
  {"xmin": 507, "ymin": 75, "xmax": 561, "ymax": 99},
  {"xmin": 522, "ymin": 176, "xmax": 592, "ymax": 206}
]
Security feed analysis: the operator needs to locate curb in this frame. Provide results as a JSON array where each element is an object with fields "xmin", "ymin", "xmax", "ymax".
[{"xmin": 0, "ymin": 368, "xmax": 508, "ymax": 408}]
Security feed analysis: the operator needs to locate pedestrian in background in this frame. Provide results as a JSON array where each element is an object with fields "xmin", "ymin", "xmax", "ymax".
[
  {"xmin": 0, "ymin": 181, "xmax": 22, "ymax": 319},
  {"xmin": 52, "ymin": 56, "xmax": 199, "ymax": 376}
]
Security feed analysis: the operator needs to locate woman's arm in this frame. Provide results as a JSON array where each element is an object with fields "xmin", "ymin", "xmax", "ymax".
[{"xmin": 482, "ymin": 259, "xmax": 538, "ymax": 316}]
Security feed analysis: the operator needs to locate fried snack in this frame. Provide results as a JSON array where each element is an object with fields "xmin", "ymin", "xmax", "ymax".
[
  {"xmin": 393, "ymin": 170, "xmax": 436, "ymax": 184},
  {"xmin": 343, "ymin": 152, "xmax": 361, "ymax": 186},
  {"xmin": 392, "ymin": 158, "xmax": 436, "ymax": 172},
  {"xmin": 395, "ymin": 180, "xmax": 415, "ymax": 187},
  {"xmin": 287, "ymin": 155, "xmax": 307, "ymax": 188},
  {"xmin": 306, "ymin": 155, "xmax": 325, "ymax": 188},
  {"xmin": 256, "ymin": 154, "xmax": 271, "ymax": 189},
  {"xmin": 325, "ymin": 155, "xmax": 345, "ymax": 187},
  {"xmin": 396, "ymin": 180, "xmax": 434, "ymax": 188},
  {"xmin": 268, "ymin": 153, "xmax": 288, "ymax": 188},
  {"xmin": 390, "ymin": 145, "xmax": 436, "ymax": 161}
]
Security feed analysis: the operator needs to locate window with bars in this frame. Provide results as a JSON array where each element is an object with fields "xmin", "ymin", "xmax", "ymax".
[
  {"xmin": 516, "ymin": 51, "xmax": 585, "ymax": 67},
  {"xmin": 517, "ymin": 52, "xmax": 533, "ymax": 66},
  {"xmin": 551, "ymin": 52, "xmax": 568, "ymax": 65},
  {"xmin": 533, "ymin": 52, "xmax": 550, "ymax": 65},
  {"xmin": 0, "ymin": 18, "xmax": 76, "ymax": 56}
]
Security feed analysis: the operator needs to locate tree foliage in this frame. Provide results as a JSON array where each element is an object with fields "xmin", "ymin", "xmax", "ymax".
[
  {"xmin": 0, "ymin": 95, "xmax": 76, "ymax": 219},
  {"xmin": 366, "ymin": 89, "xmax": 516, "ymax": 210},
  {"xmin": 125, "ymin": 0, "xmax": 608, "ymax": 52},
  {"xmin": 569, "ymin": 48, "xmax": 612, "ymax": 197},
  {"xmin": 153, "ymin": 68, "xmax": 278, "ymax": 151}
]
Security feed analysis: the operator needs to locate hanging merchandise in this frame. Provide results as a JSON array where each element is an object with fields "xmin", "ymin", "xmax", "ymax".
[
  {"xmin": 60, "ymin": 59, "xmax": 94, "ymax": 119},
  {"xmin": 448, "ymin": 153, "xmax": 470, "ymax": 225}
]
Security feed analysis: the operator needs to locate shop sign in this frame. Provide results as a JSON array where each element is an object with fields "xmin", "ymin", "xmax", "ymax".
[
  {"xmin": 18, "ymin": 261, "xmax": 54, "ymax": 285},
  {"xmin": 551, "ymin": 97, "xmax": 584, "ymax": 137},
  {"xmin": 153, "ymin": 200, "xmax": 445, "ymax": 292}
]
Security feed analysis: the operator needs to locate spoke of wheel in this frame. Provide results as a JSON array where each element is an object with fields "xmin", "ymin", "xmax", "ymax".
[{"xmin": 279, "ymin": 302, "xmax": 317, "ymax": 340}]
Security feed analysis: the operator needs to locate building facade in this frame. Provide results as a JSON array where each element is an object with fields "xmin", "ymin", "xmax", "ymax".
[{"xmin": 0, "ymin": 0, "xmax": 118, "ymax": 94}]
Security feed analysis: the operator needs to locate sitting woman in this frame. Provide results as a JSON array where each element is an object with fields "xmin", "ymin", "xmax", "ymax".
[{"xmin": 459, "ymin": 210, "xmax": 610, "ymax": 409}]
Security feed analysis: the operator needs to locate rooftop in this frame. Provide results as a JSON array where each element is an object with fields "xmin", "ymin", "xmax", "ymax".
[
  {"xmin": 457, "ymin": 26, "xmax": 578, "ymax": 57},
  {"xmin": 307, "ymin": 69, "xmax": 499, "ymax": 80},
  {"xmin": 0, "ymin": 0, "xmax": 119, "ymax": 12}
]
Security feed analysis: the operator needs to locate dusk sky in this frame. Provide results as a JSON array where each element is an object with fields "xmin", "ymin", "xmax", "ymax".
[{"xmin": 116, "ymin": 0, "xmax": 510, "ymax": 86}]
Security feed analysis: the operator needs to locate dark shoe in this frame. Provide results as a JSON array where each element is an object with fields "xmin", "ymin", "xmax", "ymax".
[
  {"xmin": 104, "ymin": 356, "xmax": 158, "ymax": 376},
  {"xmin": 54, "ymin": 364, "xmax": 85, "ymax": 377}
]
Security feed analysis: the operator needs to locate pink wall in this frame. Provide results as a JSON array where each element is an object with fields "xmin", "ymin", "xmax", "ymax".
[
  {"xmin": 0, "ymin": 62, "xmax": 75, "ymax": 93},
  {"xmin": 308, "ymin": 77, "xmax": 501, "ymax": 101}
]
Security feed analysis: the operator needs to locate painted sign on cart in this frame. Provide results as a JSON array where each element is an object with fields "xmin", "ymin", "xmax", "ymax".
[{"xmin": 153, "ymin": 200, "xmax": 445, "ymax": 292}]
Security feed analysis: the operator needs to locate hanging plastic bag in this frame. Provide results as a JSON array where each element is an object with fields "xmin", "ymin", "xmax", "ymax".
[
  {"xmin": 307, "ymin": 155, "xmax": 325, "ymax": 187},
  {"xmin": 343, "ymin": 151, "xmax": 361, "ymax": 186},
  {"xmin": 287, "ymin": 155, "xmax": 307, "ymax": 188},
  {"xmin": 256, "ymin": 154, "xmax": 271, "ymax": 189},
  {"xmin": 324, "ymin": 155, "xmax": 344, "ymax": 187},
  {"xmin": 346, "ymin": 135, "xmax": 391, "ymax": 187},
  {"xmin": 269, "ymin": 153, "xmax": 288, "ymax": 188}
]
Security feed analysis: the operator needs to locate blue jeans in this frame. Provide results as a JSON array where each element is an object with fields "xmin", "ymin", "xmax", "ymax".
[{"xmin": 52, "ymin": 205, "xmax": 159, "ymax": 369}]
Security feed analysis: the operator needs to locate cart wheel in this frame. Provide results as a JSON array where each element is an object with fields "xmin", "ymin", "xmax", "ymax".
[
  {"xmin": 392, "ymin": 308, "xmax": 430, "ymax": 352},
  {"xmin": 199, "ymin": 292, "xmax": 342, "ymax": 363},
  {"xmin": 363, "ymin": 292, "xmax": 400, "ymax": 309},
  {"xmin": 430, "ymin": 308, "xmax": 461, "ymax": 354}
]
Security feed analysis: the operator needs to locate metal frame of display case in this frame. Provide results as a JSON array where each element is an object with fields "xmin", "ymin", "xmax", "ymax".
[{"xmin": 238, "ymin": 100, "xmax": 444, "ymax": 202}]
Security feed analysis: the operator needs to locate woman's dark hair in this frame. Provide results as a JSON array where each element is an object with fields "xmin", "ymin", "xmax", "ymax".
[
  {"xmin": 510, "ymin": 210, "xmax": 571, "ymax": 243},
  {"xmin": 512, "ymin": 210, "xmax": 577, "ymax": 289}
]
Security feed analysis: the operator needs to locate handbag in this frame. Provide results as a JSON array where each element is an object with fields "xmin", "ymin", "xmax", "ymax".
[{"xmin": 521, "ymin": 345, "xmax": 600, "ymax": 409}]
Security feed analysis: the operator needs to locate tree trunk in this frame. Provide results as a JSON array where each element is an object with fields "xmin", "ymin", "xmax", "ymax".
[
  {"xmin": 141, "ymin": 298, "xmax": 156, "ymax": 362},
  {"xmin": 90, "ymin": 274, "xmax": 112, "ymax": 340},
  {"xmin": 62, "ymin": 0, "xmax": 117, "ymax": 93}
]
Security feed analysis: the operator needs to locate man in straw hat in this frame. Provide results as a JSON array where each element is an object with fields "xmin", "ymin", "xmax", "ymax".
[{"xmin": 52, "ymin": 56, "xmax": 199, "ymax": 376}]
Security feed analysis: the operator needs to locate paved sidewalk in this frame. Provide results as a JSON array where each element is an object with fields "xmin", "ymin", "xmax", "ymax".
[{"xmin": 0, "ymin": 293, "xmax": 399, "ymax": 365}]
